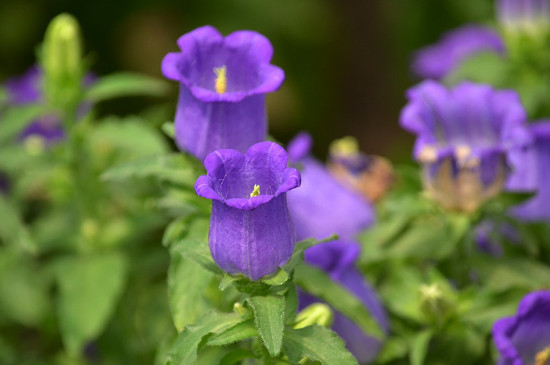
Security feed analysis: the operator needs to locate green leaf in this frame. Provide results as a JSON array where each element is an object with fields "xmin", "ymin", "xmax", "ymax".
[
  {"xmin": 0, "ymin": 248, "xmax": 50, "ymax": 326},
  {"xmin": 284, "ymin": 283, "xmax": 299, "ymax": 322},
  {"xmin": 0, "ymin": 104, "xmax": 48, "ymax": 144},
  {"xmin": 219, "ymin": 274, "xmax": 239, "ymax": 291},
  {"xmin": 247, "ymin": 296, "xmax": 285, "ymax": 357},
  {"xmin": 102, "ymin": 153, "xmax": 199, "ymax": 185},
  {"xmin": 474, "ymin": 257, "xmax": 550, "ymax": 292},
  {"xmin": 162, "ymin": 122, "xmax": 175, "ymax": 139},
  {"xmin": 168, "ymin": 254, "xmax": 214, "ymax": 332},
  {"xmin": 0, "ymin": 195, "xmax": 37, "ymax": 254},
  {"xmin": 207, "ymin": 319, "xmax": 257, "ymax": 346},
  {"xmin": 283, "ymin": 325, "xmax": 358, "ymax": 365},
  {"xmin": 55, "ymin": 252, "xmax": 127, "ymax": 356},
  {"xmin": 164, "ymin": 311, "xmax": 242, "ymax": 365},
  {"xmin": 83, "ymin": 72, "xmax": 169, "ymax": 102},
  {"xmin": 294, "ymin": 264, "xmax": 384, "ymax": 340},
  {"xmin": 410, "ymin": 329, "xmax": 433, "ymax": 365},
  {"xmin": 183, "ymin": 249, "xmax": 223, "ymax": 276},
  {"xmin": 218, "ymin": 349, "xmax": 256, "ymax": 365}
]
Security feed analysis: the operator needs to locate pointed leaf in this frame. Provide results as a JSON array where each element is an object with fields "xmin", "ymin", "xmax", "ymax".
[
  {"xmin": 283, "ymin": 325, "xmax": 358, "ymax": 365},
  {"xmin": 247, "ymin": 296, "xmax": 285, "ymax": 357},
  {"xmin": 164, "ymin": 311, "xmax": 242, "ymax": 365},
  {"xmin": 83, "ymin": 72, "xmax": 169, "ymax": 102},
  {"xmin": 207, "ymin": 319, "xmax": 257, "ymax": 346}
]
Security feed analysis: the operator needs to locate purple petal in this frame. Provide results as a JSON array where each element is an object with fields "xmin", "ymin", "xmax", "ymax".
[
  {"xmin": 493, "ymin": 291, "xmax": 550, "ymax": 365},
  {"xmin": 412, "ymin": 25, "xmax": 505, "ymax": 80},
  {"xmin": 287, "ymin": 132, "xmax": 313, "ymax": 163}
]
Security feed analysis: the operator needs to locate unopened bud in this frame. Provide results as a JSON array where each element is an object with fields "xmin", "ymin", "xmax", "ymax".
[
  {"xmin": 42, "ymin": 13, "xmax": 83, "ymax": 106},
  {"xmin": 419, "ymin": 283, "xmax": 454, "ymax": 325},
  {"xmin": 294, "ymin": 303, "xmax": 333, "ymax": 329}
]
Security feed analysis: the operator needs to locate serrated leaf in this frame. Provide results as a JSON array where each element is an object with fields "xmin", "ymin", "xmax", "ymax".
[
  {"xmin": 283, "ymin": 325, "xmax": 358, "ymax": 365},
  {"xmin": 55, "ymin": 252, "xmax": 127, "ymax": 357},
  {"xmin": 164, "ymin": 311, "xmax": 242, "ymax": 365},
  {"xmin": 83, "ymin": 72, "xmax": 169, "ymax": 102},
  {"xmin": 0, "ymin": 195, "xmax": 37, "ymax": 254},
  {"xmin": 207, "ymin": 319, "xmax": 257, "ymax": 346},
  {"xmin": 294, "ymin": 264, "xmax": 384, "ymax": 340},
  {"xmin": 247, "ymin": 296, "xmax": 285, "ymax": 357},
  {"xmin": 0, "ymin": 104, "xmax": 48, "ymax": 143}
]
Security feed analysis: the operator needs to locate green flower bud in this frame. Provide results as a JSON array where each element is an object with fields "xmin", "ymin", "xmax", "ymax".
[
  {"xmin": 419, "ymin": 283, "xmax": 454, "ymax": 326},
  {"xmin": 42, "ymin": 13, "xmax": 83, "ymax": 108},
  {"xmin": 294, "ymin": 303, "xmax": 333, "ymax": 329}
]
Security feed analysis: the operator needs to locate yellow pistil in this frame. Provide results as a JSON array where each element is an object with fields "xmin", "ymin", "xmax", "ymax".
[
  {"xmin": 329, "ymin": 136, "xmax": 359, "ymax": 158},
  {"xmin": 213, "ymin": 65, "xmax": 227, "ymax": 94},
  {"xmin": 535, "ymin": 347, "xmax": 550, "ymax": 365},
  {"xmin": 250, "ymin": 184, "xmax": 260, "ymax": 198}
]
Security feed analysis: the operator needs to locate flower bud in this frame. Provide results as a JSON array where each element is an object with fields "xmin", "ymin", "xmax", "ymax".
[
  {"xmin": 419, "ymin": 283, "xmax": 454, "ymax": 326},
  {"xmin": 42, "ymin": 13, "xmax": 83, "ymax": 106},
  {"xmin": 294, "ymin": 303, "xmax": 333, "ymax": 329}
]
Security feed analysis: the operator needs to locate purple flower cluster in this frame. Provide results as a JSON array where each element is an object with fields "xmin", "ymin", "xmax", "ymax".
[{"xmin": 285, "ymin": 133, "xmax": 388, "ymax": 363}]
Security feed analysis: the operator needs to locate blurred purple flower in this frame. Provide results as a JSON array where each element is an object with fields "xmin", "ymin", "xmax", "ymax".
[
  {"xmin": 286, "ymin": 133, "xmax": 375, "ymax": 241},
  {"xmin": 492, "ymin": 290, "xmax": 550, "ymax": 365},
  {"xmin": 3, "ymin": 66, "xmax": 64, "ymax": 144},
  {"xmin": 412, "ymin": 25, "xmax": 505, "ymax": 80},
  {"xmin": 508, "ymin": 122, "xmax": 550, "ymax": 223},
  {"xmin": 299, "ymin": 240, "xmax": 389, "ymax": 364},
  {"xmin": 2, "ymin": 65, "xmax": 95, "ymax": 145},
  {"xmin": 400, "ymin": 80, "xmax": 531, "ymax": 212},
  {"xmin": 162, "ymin": 25, "xmax": 285, "ymax": 161},
  {"xmin": 195, "ymin": 141, "xmax": 300, "ymax": 280},
  {"xmin": 497, "ymin": 0, "xmax": 550, "ymax": 33}
]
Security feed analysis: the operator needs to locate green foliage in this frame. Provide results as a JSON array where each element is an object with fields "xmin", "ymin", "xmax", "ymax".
[
  {"xmin": 283, "ymin": 325, "xmax": 358, "ymax": 365},
  {"xmin": 83, "ymin": 72, "xmax": 170, "ymax": 103},
  {"xmin": 54, "ymin": 252, "xmax": 127, "ymax": 356},
  {"xmin": 247, "ymin": 295, "xmax": 286, "ymax": 357},
  {"xmin": 163, "ymin": 311, "xmax": 243, "ymax": 365}
]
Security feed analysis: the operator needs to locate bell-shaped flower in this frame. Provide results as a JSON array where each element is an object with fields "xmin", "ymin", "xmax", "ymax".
[
  {"xmin": 412, "ymin": 25, "xmax": 505, "ymax": 80},
  {"xmin": 195, "ymin": 141, "xmax": 300, "ymax": 280},
  {"xmin": 327, "ymin": 136, "xmax": 394, "ymax": 203},
  {"xmin": 286, "ymin": 133, "xmax": 375, "ymax": 241},
  {"xmin": 492, "ymin": 291, "xmax": 550, "ymax": 365},
  {"xmin": 508, "ymin": 122, "xmax": 550, "ymax": 223},
  {"xmin": 299, "ymin": 240, "xmax": 389, "ymax": 364},
  {"xmin": 162, "ymin": 25, "xmax": 285, "ymax": 161},
  {"xmin": 400, "ymin": 80, "xmax": 531, "ymax": 212},
  {"xmin": 497, "ymin": 0, "xmax": 550, "ymax": 35}
]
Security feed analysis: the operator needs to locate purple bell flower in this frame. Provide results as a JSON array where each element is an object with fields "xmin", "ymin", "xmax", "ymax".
[
  {"xmin": 400, "ymin": 80, "xmax": 531, "ymax": 212},
  {"xmin": 286, "ymin": 133, "xmax": 375, "ymax": 241},
  {"xmin": 162, "ymin": 25, "xmax": 285, "ymax": 161},
  {"xmin": 508, "ymin": 122, "xmax": 550, "ymax": 223},
  {"xmin": 497, "ymin": 0, "xmax": 550, "ymax": 34},
  {"xmin": 3, "ymin": 66, "xmax": 64, "ymax": 144},
  {"xmin": 299, "ymin": 240, "xmax": 389, "ymax": 364},
  {"xmin": 412, "ymin": 25, "xmax": 505, "ymax": 80},
  {"xmin": 492, "ymin": 291, "xmax": 550, "ymax": 365},
  {"xmin": 195, "ymin": 141, "xmax": 300, "ymax": 280}
]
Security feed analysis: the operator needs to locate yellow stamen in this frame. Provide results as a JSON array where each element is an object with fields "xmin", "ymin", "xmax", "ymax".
[
  {"xmin": 250, "ymin": 184, "xmax": 260, "ymax": 198},
  {"xmin": 535, "ymin": 347, "xmax": 550, "ymax": 365},
  {"xmin": 213, "ymin": 65, "xmax": 227, "ymax": 94},
  {"xmin": 329, "ymin": 136, "xmax": 359, "ymax": 157}
]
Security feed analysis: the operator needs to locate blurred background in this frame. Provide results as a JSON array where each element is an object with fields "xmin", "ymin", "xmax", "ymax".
[{"xmin": 0, "ymin": 0, "xmax": 494, "ymax": 162}]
